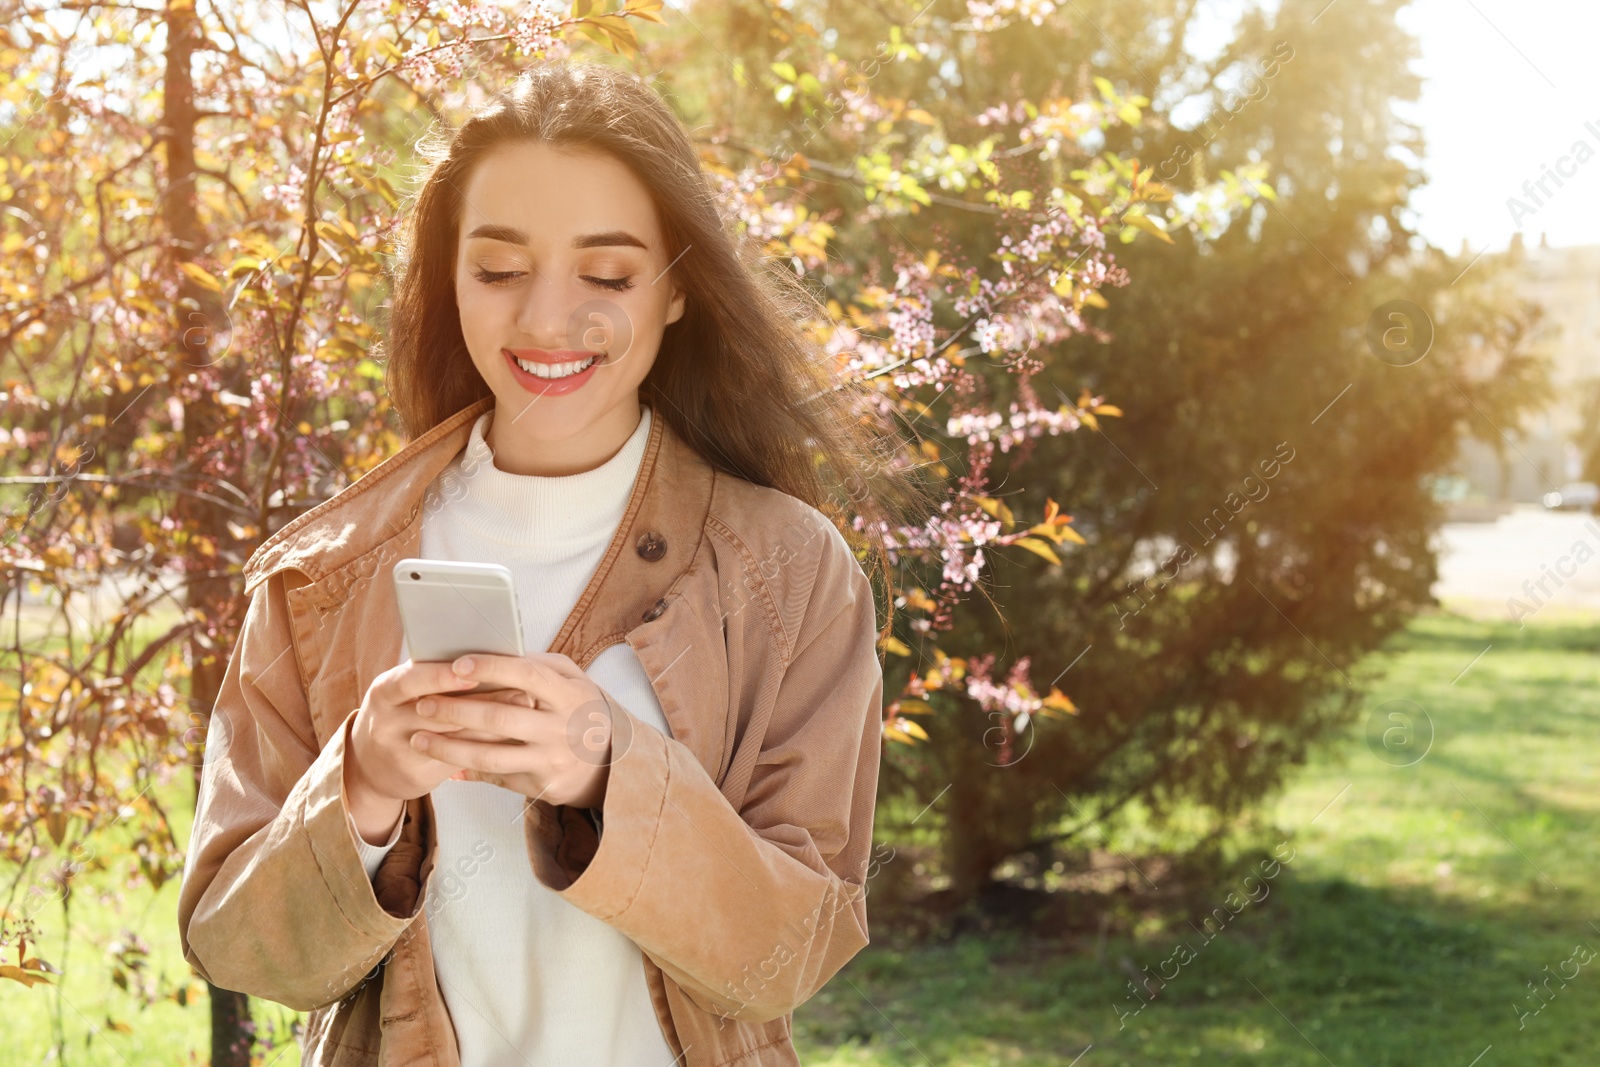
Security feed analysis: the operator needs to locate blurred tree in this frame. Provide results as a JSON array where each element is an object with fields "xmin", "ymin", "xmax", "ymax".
[
  {"xmin": 1574, "ymin": 378, "xmax": 1600, "ymax": 497},
  {"xmin": 1, "ymin": 0, "xmax": 1236, "ymax": 1057},
  {"xmin": 843, "ymin": 0, "xmax": 1549, "ymax": 903},
  {"xmin": 0, "ymin": 3, "xmax": 696, "ymax": 1061}
]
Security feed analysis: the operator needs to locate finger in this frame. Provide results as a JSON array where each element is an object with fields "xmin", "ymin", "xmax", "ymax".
[
  {"xmin": 417, "ymin": 722, "xmax": 507, "ymax": 744},
  {"xmin": 474, "ymin": 686, "xmax": 535, "ymax": 706},
  {"xmin": 411, "ymin": 692, "xmax": 525, "ymax": 742},
  {"xmin": 411, "ymin": 730, "xmax": 526, "ymax": 775},
  {"xmin": 448, "ymin": 768, "xmax": 513, "ymax": 784},
  {"xmin": 459, "ymin": 770, "xmax": 549, "ymax": 802},
  {"xmin": 389, "ymin": 659, "xmax": 482, "ymax": 703},
  {"xmin": 525, "ymin": 652, "xmax": 586, "ymax": 680},
  {"xmin": 416, "ymin": 694, "xmax": 541, "ymax": 741},
  {"xmin": 408, "ymin": 705, "xmax": 520, "ymax": 743},
  {"xmin": 450, "ymin": 653, "xmax": 561, "ymax": 702}
]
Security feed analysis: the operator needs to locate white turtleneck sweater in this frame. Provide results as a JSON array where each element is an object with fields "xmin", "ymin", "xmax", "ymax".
[{"xmin": 346, "ymin": 402, "xmax": 678, "ymax": 1067}]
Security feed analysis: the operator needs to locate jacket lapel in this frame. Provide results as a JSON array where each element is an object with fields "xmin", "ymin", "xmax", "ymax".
[
  {"xmin": 544, "ymin": 401, "xmax": 714, "ymax": 668},
  {"xmin": 249, "ymin": 396, "xmax": 720, "ymax": 771}
]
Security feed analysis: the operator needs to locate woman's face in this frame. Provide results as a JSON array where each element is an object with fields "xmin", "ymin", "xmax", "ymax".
[{"xmin": 454, "ymin": 140, "xmax": 685, "ymax": 472}]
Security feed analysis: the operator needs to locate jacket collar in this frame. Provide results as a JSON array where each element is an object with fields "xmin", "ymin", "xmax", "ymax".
[{"xmin": 243, "ymin": 394, "xmax": 716, "ymax": 666}]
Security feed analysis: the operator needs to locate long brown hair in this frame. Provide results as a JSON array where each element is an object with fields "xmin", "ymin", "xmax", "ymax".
[{"xmin": 382, "ymin": 58, "xmax": 933, "ymax": 628}]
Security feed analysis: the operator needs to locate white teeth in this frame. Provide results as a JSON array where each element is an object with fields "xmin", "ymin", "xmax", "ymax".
[{"xmin": 514, "ymin": 354, "xmax": 597, "ymax": 379}]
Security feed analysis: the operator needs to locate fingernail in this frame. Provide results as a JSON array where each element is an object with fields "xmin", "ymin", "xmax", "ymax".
[
  {"xmin": 412, "ymin": 733, "xmax": 431, "ymax": 750},
  {"xmin": 453, "ymin": 656, "xmax": 475, "ymax": 675}
]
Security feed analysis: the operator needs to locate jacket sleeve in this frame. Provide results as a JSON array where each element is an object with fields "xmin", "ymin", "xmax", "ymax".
[
  {"xmin": 176, "ymin": 569, "xmax": 425, "ymax": 1011},
  {"xmin": 523, "ymin": 533, "xmax": 884, "ymax": 1023}
]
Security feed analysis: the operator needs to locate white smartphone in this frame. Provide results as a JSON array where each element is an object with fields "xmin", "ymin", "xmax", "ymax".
[{"xmin": 392, "ymin": 559, "xmax": 524, "ymax": 695}]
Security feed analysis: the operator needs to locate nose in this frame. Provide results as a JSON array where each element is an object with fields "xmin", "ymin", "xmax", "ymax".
[{"xmin": 513, "ymin": 264, "xmax": 570, "ymax": 346}]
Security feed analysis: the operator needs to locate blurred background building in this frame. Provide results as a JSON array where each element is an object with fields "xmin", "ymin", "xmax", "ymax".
[{"xmin": 1450, "ymin": 234, "xmax": 1600, "ymax": 506}]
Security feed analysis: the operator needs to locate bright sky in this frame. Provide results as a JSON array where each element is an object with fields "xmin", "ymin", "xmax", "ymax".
[{"xmin": 1398, "ymin": 0, "xmax": 1600, "ymax": 253}]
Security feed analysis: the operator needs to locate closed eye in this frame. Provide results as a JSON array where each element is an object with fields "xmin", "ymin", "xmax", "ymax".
[
  {"xmin": 471, "ymin": 269, "xmax": 633, "ymax": 292},
  {"xmin": 471, "ymin": 268, "xmax": 522, "ymax": 287}
]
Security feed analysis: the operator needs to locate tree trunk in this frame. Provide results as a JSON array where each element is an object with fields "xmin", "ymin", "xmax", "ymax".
[
  {"xmin": 161, "ymin": 3, "xmax": 253, "ymax": 1064},
  {"xmin": 940, "ymin": 704, "xmax": 1015, "ymax": 908}
]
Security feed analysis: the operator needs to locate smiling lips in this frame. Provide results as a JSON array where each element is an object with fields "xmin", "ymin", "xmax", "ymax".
[{"xmin": 503, "ymin": 347, "xmax": 603, "ymax": 396}]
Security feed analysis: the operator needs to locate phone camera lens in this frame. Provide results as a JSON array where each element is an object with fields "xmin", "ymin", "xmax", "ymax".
[{"xmin": 409, "ymin": 571, "xmax": 420, "ymax": 580}]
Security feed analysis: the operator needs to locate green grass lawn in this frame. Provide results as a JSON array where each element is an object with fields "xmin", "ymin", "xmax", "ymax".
[
  {"xmin": 4, "ymin": 611, "xmax": 1597, "ymax": 1065},
  {"xmin": 796, "ymin": 611, "xmax": 1600, "ymax": 1065}
]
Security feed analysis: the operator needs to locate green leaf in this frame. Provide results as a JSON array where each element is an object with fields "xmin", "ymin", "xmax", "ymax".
[
  {"xmin": 0, "ymin": 965, "xmax": 51, "ymax": 987},
  {"xmin": 1013, "ymin": 537, "xmax": 1063, "ymax": 565},
  {"xmin": 581, "ymin": 15, "xmax": 639, "ymax": 55},
  {"xmin": 624, "ymin": 0, "xmax": 667, "ymax": 24},
  {"xmin": 315, "ymin": 221, "xmax": 353, "ymax": 249},
  {"xmin": 1123, "ymin": 213, "xmax": 1174, "ymax": 243},
  {"xmin": 178, "ymin": 262, "xmax": 223, "ymax": 293},
  {"xmin": 898, "ymin": 718, "xmax": 930, "ymax": 740}
]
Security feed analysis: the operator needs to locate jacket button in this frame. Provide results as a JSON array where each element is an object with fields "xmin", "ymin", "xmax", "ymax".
[
  {"xmin": 642, "ymin": 598, "xmax": 668, "ymax": 622},
  {"xmin": 636, "ymin": 531, "xmax": 667, "ymax": 561}
]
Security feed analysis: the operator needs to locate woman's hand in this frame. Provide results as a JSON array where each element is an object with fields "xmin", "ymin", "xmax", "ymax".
[
  {"xmin": 344, "ymin": 660, "xmax": 519, "ymax": 842},
  {"xmin": 407, "ymin": 652, "xmax": 616, "ymax": 810}
]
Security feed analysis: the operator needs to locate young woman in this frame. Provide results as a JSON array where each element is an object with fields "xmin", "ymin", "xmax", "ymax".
[{"xmin": 178, "ymin": 59, "xmax": 927, "ymax": 1067}]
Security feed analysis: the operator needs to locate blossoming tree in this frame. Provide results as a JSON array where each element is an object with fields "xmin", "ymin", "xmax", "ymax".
[{"xmin": 0, "ymin": 0, "xmax": 1266, "ymax": 1059}]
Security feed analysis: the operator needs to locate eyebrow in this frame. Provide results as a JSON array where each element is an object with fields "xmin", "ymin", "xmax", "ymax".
[{"xmin": 464, "ymin": 224, "xmax": 649, "ymax": 250}]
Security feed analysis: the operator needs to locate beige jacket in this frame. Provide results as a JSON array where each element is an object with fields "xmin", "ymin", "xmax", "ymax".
[{"xmin": 176, "ymin": 394, "xmax": 884, "ymax": 1066}]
